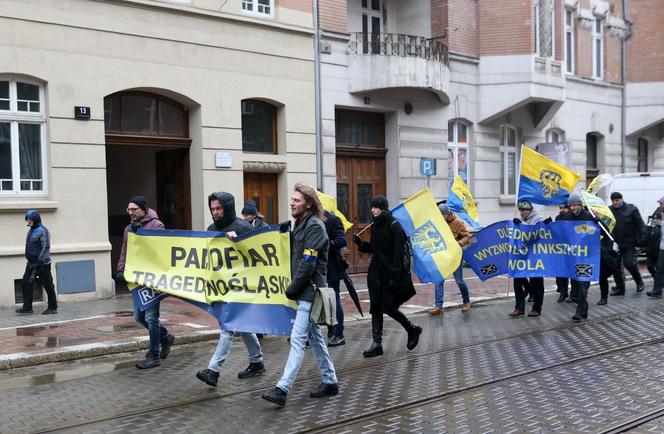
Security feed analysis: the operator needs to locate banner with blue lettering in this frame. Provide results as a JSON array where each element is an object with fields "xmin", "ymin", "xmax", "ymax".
[{"xmin": 463, "ymin": 220, "xmax": 600, "ymax": 281}]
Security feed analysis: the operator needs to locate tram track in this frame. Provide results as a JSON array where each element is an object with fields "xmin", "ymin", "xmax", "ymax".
[{"xmin": 39, "ymin": 301, "xmax": 664, "ymax": 434}]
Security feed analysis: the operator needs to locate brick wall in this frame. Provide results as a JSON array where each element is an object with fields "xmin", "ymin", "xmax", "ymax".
[
  {"xmin": 448, "ymin": 0, "xmax": 479, "ymax": 57},
  {"xmin": 278, "ymin": 0, "xmax": 311, "ymax": 13},
  {"xmin": 478, "ymin": 0, "xmax": 533, "ymax": 55},
  {"xmin": 431, "ymin": 0, "xmax": 447, "ymax": 40},
  {"xmin": 627, "ymin": 0, "xmax": 664, "ymax": 82},
  {"xmin": 554, "ymin": 0, "xmax": 563, "ymax": 62},
  {"xmin": 318, "ymin": 0, "xmax": 347, "ymax": 33}
]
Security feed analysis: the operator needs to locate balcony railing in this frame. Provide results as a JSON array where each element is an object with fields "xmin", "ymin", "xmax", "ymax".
[{"xmin": 348, "ymin": 32, "xmax": 449, "ymax": 65}]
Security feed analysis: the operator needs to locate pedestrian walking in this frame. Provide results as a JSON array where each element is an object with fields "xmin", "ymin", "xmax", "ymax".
[
  {"xmin": 241, "ymin": 199, "xmax": 267, "ymax": 229},
  {"xmin": 555, "ymin": 203, "xmax": 572, "ymax": 302},
  {"xmin": 16, "ymin": 210, "xmax": 58, "ymax": 315},
  {"xmin": 609, "ymin": 191, "xmax": 645, "ymax": 294},
  {"xmin": 598, "ymin": 229, "xmax": 620, "ymax": 305},
  {"xmin": 429, "ymin": 204, "xmax": 471, "ymax": 315},
  {"xmin": 262, "ymin": 183, "xmax": 338, "ymax": 407},
  {"xmin": 509, "ymin": 200, "xmax": 545, "ymax": 318},
  {"xmin": 645, "ymin": 197, "xmax": 663, "ymax": 279},
  {"xmin": 196, "ymin": 192, "xmax": 265, "ymax": 387},
  {"xmin": 115, "ymin": 196, "xmax": 174, "ymax": 369},
  {"xmin": 351, "ymin": 195, "xmax": 421, "ymax": 358},
  {"xmin": 566, "ymin": 193, "xmax": 596, "ymax": 321},
  {"xmin": 324, "ymin": 210, "xmax": 347, "ymax": 347},
  {"xmin": 647, "ymin": 197, "xmax": 664, "ymax": 299}
]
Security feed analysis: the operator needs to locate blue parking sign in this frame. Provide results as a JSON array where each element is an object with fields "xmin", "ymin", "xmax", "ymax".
[{"xmin": 419, "ymin": 158, "xmax": 436, "ymax": 177}]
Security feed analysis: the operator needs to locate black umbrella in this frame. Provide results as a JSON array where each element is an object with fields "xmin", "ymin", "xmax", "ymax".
[{"xmin": 337, "ymin": 256, "xmax": 363, "ymax": 317}]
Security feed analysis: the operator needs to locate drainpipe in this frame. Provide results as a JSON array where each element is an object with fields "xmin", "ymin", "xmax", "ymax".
[
  {"xmin": 313, "ymin": 0, "xmax": 323, "ymax": 189},
  {"xmin": 620, "ymin": 0, "xmax": 628, "ymax": 173}
]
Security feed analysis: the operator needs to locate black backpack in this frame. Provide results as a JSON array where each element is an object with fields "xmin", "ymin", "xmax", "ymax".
[{"xmin": 391, "ymin": 220, "xmax": 412, "ymax": 271}]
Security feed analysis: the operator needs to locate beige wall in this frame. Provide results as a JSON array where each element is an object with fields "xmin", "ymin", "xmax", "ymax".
[{"xmin": 0, "ymin": 0, "xmax": 315, "ymax": 306}]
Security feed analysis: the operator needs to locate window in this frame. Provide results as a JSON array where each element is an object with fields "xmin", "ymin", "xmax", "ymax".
[
  {"xmin": 242, "ymin": 99, "xmax": 277, "ymax": 153},
  {"xmin": 447, "ymin": 120, "xmax": 470, "ymax": 186},
  {"xmin": 242, "ymin": 0, "xmax": 273, "ymax": 17},
  {"xmin": 565, "ymin": 9, "xmax": 575, "ymax": 74},
  {"xmin": 500, "ymin": 125, "xmax": 519, "ymax": 195},
  {"xmin": 362, "ymin": 0, "xmax": 382, "ymax": 54},
  {"xmin": 335, "ymin": 109, "xmax": 384, "ymax": 147},
  {"xmin": 534, "ymin": 0, "xmax": 554, "ymax": 58},
  {"xmin": 637, "ymin": 138, "xmax": 648, "ymax": 172},
  {"xmin": 592, "ymin": 18, "xmax": 603, "ymax": 79},
  {"xmin": 586, "ymin": 133, "xmax": 599, "ymax": 185},
  {"xmin": 0, "ymin": 79, "xmax": 46, "ymax": 195},
  {"xmin": 104, "ymin": 92, "xmax": 187, "ymax": 137}
]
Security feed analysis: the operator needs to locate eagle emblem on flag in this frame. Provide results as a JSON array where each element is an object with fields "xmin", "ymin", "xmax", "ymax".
[
  {"xmin": 539, "ymin": 170, "xmax": 562, "ymax": 199},
  {"xmin": 411, "ymin": 221, "xmax": 447, "ymax": 255}
]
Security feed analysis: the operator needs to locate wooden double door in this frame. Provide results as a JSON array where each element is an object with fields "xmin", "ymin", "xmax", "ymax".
[
  {"xmin": 244, "ymin": 173, "xmax": 278, "ymax": 224},
  {"xmin": 336, "ymin": 156, "xmax": 385, "ymax": 274}
]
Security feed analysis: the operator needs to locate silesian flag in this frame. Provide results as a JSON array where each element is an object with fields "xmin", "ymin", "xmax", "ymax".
[
  {"xmin": 447, "ymin": 175, "xmax": 481, "ymax": 229},
  {"xmin": 518, "ymin": 147, "xmax": 581, "ymax": 205},
  {"xmin": 581, "ymin": 190, "xmax": 616, "ymax": 233},
  {"xmin": 316, "ymin": 190, "xmax": 353, "ymax": 232},
  {"xmin": 392, "ymin": 188, "xmax": 462, "ymax": 282}
]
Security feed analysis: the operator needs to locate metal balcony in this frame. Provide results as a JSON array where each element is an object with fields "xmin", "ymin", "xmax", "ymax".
[{"xmin": 347, "ymin": 32, "xmax": 449, "ymax": 65}]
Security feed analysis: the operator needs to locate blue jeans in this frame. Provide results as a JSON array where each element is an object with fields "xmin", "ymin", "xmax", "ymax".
[
  {"xmin": 434, "ymin": 265, "xmax": 470, "ymax": 308},
  {"xmin": 277, "ymin": 301, "xmax": 337, "ymax": 394},
  {"xmin": 133, "ymin": 302, "xmax": 168, "ymax": 357},
  {"xmin": 208, "ymin": 331, "xmax": 262, "ymax": 372},
  {"xmin": 330, "ymin": 280, "xmax": 344, "ymax": 338}
]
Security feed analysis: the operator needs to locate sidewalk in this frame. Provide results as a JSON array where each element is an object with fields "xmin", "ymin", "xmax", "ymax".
[{"xmin": 0, "ymin": 264, "xmax": 652, "ymax": 370}]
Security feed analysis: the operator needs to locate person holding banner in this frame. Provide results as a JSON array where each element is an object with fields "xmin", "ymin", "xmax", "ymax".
[
  {"xmin": 510, "ymin": 200, "xmax": 545, "ymax": 318},
  {"xmin": 554, "ymin": 203, "xmax": 572, "ymax": 303},
  {"xmin": 115, "ymin": 196, "xmax": 174, "ymax": 369},
  {"xmin": 429, "ymin": 204, "xmax": 472, "ymax": 315},
  {"xmin": 609, "ymin": 192, "xmax": 645, "ymax": 295},
  {"xmin": 262, "ymin": 183, "xmax": 338, "ymax": 407},
  {"xmin": 196, "ymin": 192, "xmax": 265, "ymax": 387},
  {"xmin": 352, "ymin": 196, "xmax": 421, "ymax": 358},
  {"xmin": 566, "ymin": 193, "xmax": 597, "ymax": 320},
  {"xmin": 324, "ymin": 210, "xmax": 347, "ymax": 347}
]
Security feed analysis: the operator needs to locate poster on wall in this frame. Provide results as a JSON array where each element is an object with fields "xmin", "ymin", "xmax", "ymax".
[{"xmin": 537, "ymin": 142, "xmax": 571, "ymax": 168}]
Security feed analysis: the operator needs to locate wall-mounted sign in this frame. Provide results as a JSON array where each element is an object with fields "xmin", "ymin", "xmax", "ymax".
[
  {"xmin": 74, "ymin": 106, "xmax": 91, "ymax": 120},
  {"xmin": 215, "ymin": 152, "xmax": 233, "ymax": 168},
  {"xmin": 419, "ymin": 158, "xmax": 436, "ymax": 177}
]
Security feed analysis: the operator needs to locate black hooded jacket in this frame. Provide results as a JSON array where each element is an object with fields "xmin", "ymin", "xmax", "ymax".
[{"xmin": 207, "ymin": 192, "xmax": 252, "ymax": 235}]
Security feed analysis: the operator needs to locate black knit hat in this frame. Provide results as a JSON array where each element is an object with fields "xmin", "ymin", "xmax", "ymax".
[
  {"xmin": 241, "ymin": 200, "xmax": 259, "ymax": 216},
  {"xmin": 129, "ymin": 196, "xmax": 147, "ymax": 212},
  {"xmin": 610, "ymin": 192, "xmax": 623, "ymax": 200},
  {"xmin": 517, "ymin": 199, "xmax": 533, "ymax": 210},
  {"xmin": 370, "ymin": 195, "xmax": 389, "ymax": 211}
]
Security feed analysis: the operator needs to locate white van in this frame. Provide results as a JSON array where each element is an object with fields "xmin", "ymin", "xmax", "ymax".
[{"xmin": 609, "ymin": 172, "xmax": 664, "ymax": 222}]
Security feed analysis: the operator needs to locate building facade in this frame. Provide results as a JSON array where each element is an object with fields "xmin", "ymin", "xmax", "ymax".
[
  {"xmin": 318, "ymin": 0, "xmax": 664, "ymax": 273},
  {"xmin": 0, "ymin": 0, "xmax": 316, "ymax": 306}
]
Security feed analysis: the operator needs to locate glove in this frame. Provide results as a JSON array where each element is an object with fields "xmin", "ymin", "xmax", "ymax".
[
  {"xmin": 352, "ymin": 234, "xmax": 362, "ymax": 245},
  {"xmin": 130, "ymin": 221, "xmax": 141, "ymax": 232},
  {"xmin": 612, "ymin": 242, "xmax": 620, "ymax": 253},
  {"xmin": 543, "ymin": 217, "xmax": 552, "ymax": 224},
  {"xmin": 592, "ymin": 217, "xmax": 601, "ymax": 224},
  {"xmin": 278, "ymin": 221, "xmax": 291, "ymax": 233},
  {"xmin": 512, "ymin": 218, "xmax": 521, "ymax": 225},
  {"xmin": 115, "ymin": 271, "xmax": 127, "ymax": 285}
]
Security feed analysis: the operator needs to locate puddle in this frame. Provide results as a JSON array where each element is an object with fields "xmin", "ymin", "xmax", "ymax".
[
  {"xmin": 0, "ymin": 325, "xmax": 61, "ymax": 338},
  {"xmin": 88, "ymin": 324, "xmax": 142, "ymax": 334},
  {"xmin": 106, "ymin": 311, "xmax": 134, "ymax": 317}
]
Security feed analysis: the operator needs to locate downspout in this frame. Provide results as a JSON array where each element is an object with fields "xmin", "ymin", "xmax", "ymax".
[
  {"xmin": 620, "ymin": 0, "xmax": 628, "ymax": 173},
  {"xmin": 313, "ymin": 0, "xmax": 323, "ymax": 189}
]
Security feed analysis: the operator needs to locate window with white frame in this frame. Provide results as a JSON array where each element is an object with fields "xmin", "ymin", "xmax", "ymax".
[
  {"xmin": 447, "ymin": 120, "xmax": 470, "ymax": 186},
  {"xmin": 565, "ymin": 9, "xmax": 575, "ymax": 74},
  {"xmin": 637, "ymin": 138, "xmax": 648, "ymax": 172},
  {"xmin": 592, "ymin": 18, "xmax": 603, "ymax": 79},
  {"xmin": 500, "ymin": 125, "xmax": 519, "ymax": 195},
  {"xmin": 0, "ymin": 79, "xmax": 47, "ymax": 195},
  {"xmin": 242, "ymin": 0, "xmax": 273, "ymax": 16},
  {"xmin": 534, "ymin": 0, "xmax": 555, "ymax": 58}
]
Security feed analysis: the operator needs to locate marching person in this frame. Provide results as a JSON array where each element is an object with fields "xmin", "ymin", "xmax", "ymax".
[
  {"xmin": 429, "ymin": 204, "xmax": 472, "ymax": 315},
  {"xmin": 598, "ymin": 227, "xmax": 620, "ymax": 306},
  {"xmin": 645, "ymin": 197, "xmax": 663, "ymax": 279},
  {"xmin": 196, "ymin": 192, "xmax": 265, "ymax": 387},
  {"xmin": 324, "ymin": 210, "xmax": 347, "ymax": 347},
  {"xmin": 566, "ymin": 193, "xmax": 596, "ymax": 321},
  {"xmin": 262, "ymin": 183, "xmax": 338, "ymax": 407},
  {"xmin": 16, "ymin": 210, "xmax": 58, "ymax": 315},
  {"xmin": 115, "ymin": 196, "xmax": 174, "ymax": 369},
  {"xmin": 646, "ymin": 200, "xmax": 664, "ymax": 298},
  {"xmin": 509, "ymin": 200, "xmax": 545, "ymax": 318},
  {"xmin": 609, "ymin": 192, "xmax": 645, "ymax": 294},
  {"xmin": 241, "ymin": 199, "xmax": 267, "ymax": 229},
  {"xmin": 352, "ymin": 196, "xmax": 421, "ymax": 358},
  {"xmin": 554, "ymin": 203, "xmax": 572, "ymax": 303}
]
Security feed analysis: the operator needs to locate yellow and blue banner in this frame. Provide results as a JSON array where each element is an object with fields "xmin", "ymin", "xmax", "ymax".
[
  {"xmin": 391, "ymin": 188, "xmax": 462, "ymax": 282},
  {"xmin": 317, "ymin": 190, "xmax": 353, "ymax": 232},
  {"xmin": 581, "ymin": 191, "xmax": 616, "ymax": 233},
  {"xmin": 125, "ymin": 226, "xmax": 297, "ymax": 335},
  {"xmin": 462, "ymin": 220, "xmax": 600, "ymax": 281},
  {"xmin": 518, "ymin": 147, "xmax": 581, "ymax": 205},
  {"xmin": 447, "ymin": 175, "xmax": 481, "ymax": 230}
]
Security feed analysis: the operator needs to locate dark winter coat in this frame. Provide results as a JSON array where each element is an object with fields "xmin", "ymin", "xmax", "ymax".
[
  {"xmin": 610, "ymin": 202, "xmax": 644, "ymax": 249},
  {"xmin": 286, "ymin": 210, "xmax": 329, "ymax": 302},
  {"xmin": 117, "ymin": 208, "xmax": 165, "ymax": 272},
  {"xmin": 324, "ymin": 211, "xmax": 347, "ymax": 283},
  {"xmin": 249, "ymin": 216, "xmax": 268, "ymax": 229},
  {"xmin": 566, "ymin": 208, "xmax": 595, "ymax": 222},
  {"xmin": 24, "ymin": 210, "xmax": 51, "ymax": 265},
  {"xmin": 600, "ymin": 233, "xmax": 620, "ymax": 272},
  {"xmin": 355, "ymin": 211, "xmax": 415, "ymax": 314},
  {"xmin": 206, "ymin": 192, "xmax": 253, "ymax": 236}
]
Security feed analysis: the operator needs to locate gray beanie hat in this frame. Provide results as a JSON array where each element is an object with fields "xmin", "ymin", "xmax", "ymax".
[
  {"xmin": 438, "ymin": 203, "xmax": 450, "ymax": 214},
  {"xmin": 567, "ymin": 192, "xmax": 583, "ymax": 206}
]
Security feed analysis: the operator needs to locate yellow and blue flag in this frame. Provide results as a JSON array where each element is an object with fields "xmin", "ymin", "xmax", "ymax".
[
  {"xmin": 447, "ymin": 176, "xmax": 481, "ymax": 230},
  {"xmin": 518, "ymin": 147, "xmax": 581, "ymax": 205},
  {"xmin": 581, "ymin": 190, "xmax": 616, "ymax": 233},
  {"xmin": 392, "ymin": 188, "xmax": 462, "ymax": 282},
  {"xmin": 316, "ymin": 190, "xmax": 353, "ymax": 232}
]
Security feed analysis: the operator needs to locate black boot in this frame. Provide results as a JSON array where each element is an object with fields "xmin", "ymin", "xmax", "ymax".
[
  {"xmin": 597, "ymin": 298, "xmax": 607, "ymax": 305},
  {"xmin": 647, "ymin": 290, "xmax": 662, "ymax": 298},
  {"xmin": 407, "ymin": 324, "xmax": 422, "ymax": 350},
  {"xmin": 636, "ymin": 281, "xmax": 645, "ymax": 293},
  {"xmin": 363, "ymin": 342, "xmax": 384, "ymax": 358},
  {"xmin": 136, "ymin": 352, "xmax": 161, "ymax": 369},
  {"xmin": 160, "ymin": 334, "xmax": 175, "ymax": 359}
]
